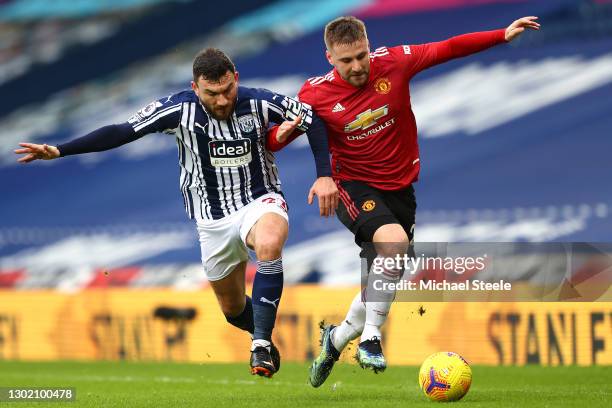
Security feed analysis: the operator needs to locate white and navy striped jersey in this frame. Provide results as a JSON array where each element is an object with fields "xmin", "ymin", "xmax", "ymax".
[{"xmin": 126, "ymin": 86, "xmax": 313, "ymax": 221}]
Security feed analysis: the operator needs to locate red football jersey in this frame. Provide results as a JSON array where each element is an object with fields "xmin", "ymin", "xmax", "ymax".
[{"xmin": 293, "ymin": 30, "xmax": 506, "ymax": 191}]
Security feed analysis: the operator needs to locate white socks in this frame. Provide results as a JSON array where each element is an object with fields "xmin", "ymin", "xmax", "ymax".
[
  {"xmin": 331, "ymin": 291, "xmax": 366, "ymax": 352},
  {"xmin": 360, "ymin": 256, "xmax": 401, "ymax": 342},
  {"xmin": 361, "ymin": 303, "xmax": 390, "ymax": 341},
  {"xmin": 331, "ymin": 256, "xmax": 402, "ymax": 351},
  {"xmin": 251, "ymin": 339, "xmax": 271, "ymax": 351}
]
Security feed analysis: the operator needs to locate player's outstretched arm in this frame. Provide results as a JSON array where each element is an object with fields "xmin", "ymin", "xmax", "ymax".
[
  {"xmin": 15, "ymin": 143, "xmax": 60, "ymax": 163},
  {"xmin": 16, "ymin": 95, "xmax": 182, "ymax": 164},
  {"xmin": 15, "ymin": 123, "xmax": 145, "ymax": 164},
  {"xmin": 407, "ymin": 16, "xmax": 540, "ymax": 73}
]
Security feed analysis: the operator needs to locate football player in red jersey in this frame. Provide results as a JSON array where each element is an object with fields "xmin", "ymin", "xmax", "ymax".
[{"xmin": 268, "ymin": 15, "xmax": 540, "ymax": 386}]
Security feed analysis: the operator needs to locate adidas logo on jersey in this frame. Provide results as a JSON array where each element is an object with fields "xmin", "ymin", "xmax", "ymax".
[{"xmin": 332, "ymin": 103, "xmax": 345, "ymax": 113}]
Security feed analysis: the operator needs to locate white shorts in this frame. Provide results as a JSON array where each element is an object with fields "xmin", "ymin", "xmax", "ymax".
[{"xmin": 196, "ymin": 192, "xmax": 289, "ymax": 281}]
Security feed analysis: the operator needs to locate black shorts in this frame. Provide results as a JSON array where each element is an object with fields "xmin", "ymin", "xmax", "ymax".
[{"xmin": 336, "ymin": 179, "xmax": 417, "ymax": 247}]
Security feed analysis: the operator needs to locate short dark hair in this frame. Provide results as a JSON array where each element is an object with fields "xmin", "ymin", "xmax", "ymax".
[
  {"xmin": 324, "ymin": 16, "xmax": 367, "ymax": 50},
  {"xmin": 192, "ymin": 48, "xmax": 235, "ymax": 82}
]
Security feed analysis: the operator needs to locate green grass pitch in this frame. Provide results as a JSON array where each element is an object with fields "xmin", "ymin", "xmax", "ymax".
[{"xmin": 1, "ymin": 361, "xmax": 610, "ymax": 407}]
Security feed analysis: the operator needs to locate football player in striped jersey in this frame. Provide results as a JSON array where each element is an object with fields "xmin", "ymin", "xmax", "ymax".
[{"xmin": 15, "ymin": 48, "xmax": 339, "ymax": 378}]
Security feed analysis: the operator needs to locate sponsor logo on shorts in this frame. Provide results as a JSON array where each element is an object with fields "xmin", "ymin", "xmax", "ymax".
[{"xmin": 362, "ymin": 200, "xmax": 376, "ymax": 212}]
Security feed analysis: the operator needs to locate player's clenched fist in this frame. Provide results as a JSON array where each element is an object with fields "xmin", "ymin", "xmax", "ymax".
[
  {"xmin": 15, "ymin": 143, "xmax": 60, "ymax": 163},
  {"xmin": 275, "ymin": 114, "xmax": 302, "ymax": 143}
]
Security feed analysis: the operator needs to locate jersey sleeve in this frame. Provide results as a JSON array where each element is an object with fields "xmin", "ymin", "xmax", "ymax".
[
  {"xmin": 297, "ymin": 82, "xmax": 316, "ymax": 108},
  {"xmin": 388, "ymin": 43, "xmax": 438, "ymax": 78},
  {"xmin": 389, "ymin": 29, "xmax": 506, "ymax": 78},
  {"xmin": 256, "ymin": 88, "xmax": 313, "ymax": 132},
  {"xmin": 127, "ymin": 93, "xmax": 183, "ymax": 136},
  {"xmin": 260, "ymin": 84, "xmax": 331, "ymax": 177},
  {"xmin": 264, "ymin": 81, "xmax": 314, "ymax": 151}
]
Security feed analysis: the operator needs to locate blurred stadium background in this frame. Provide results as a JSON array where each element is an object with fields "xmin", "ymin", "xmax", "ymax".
[{"xmin": 0, "ymin": 0, "xmax": 611, "ymax": 368}]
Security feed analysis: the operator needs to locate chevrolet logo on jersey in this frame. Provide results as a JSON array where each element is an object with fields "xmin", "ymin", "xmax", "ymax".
[{"xmin": 344, "ymin": 105, "xmax": 389, "ymax": 132}]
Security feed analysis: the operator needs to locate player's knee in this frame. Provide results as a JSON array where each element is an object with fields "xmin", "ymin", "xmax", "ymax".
[
  {"xmin": 373, "ymin": 224, "xmax": 409, "ymax": 258},
  {"xmin": 254, "ymin": 234, "xmax": 285, "ymax": 260},
  {"xmin": 374, "ymin": 224, "xmax": 409, "ymax": 243}
]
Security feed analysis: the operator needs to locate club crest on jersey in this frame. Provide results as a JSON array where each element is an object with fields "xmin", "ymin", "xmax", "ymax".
[
  {"xmin": 344, "ymin": 105, "xmax": 389, "ymax": 132},
  {"xmin": 374, "ymin": 77, "xmax": 391, "ymax": 94},
  {"xmin": 208, "ymin": 139, "xmax": 252, "ymax": 167},
  {"xmin": 237, "ymin": 114, "xmax": 256, "ymax": 133}
]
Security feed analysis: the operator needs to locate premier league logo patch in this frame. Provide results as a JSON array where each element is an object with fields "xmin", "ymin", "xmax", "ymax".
[
  {"xmin": 128, "ymin": 101, "xmax": 162, "ymax": 124},
  {"xmin": 237, "ymin": 114, "xmax": 256, "ymax": 133}
]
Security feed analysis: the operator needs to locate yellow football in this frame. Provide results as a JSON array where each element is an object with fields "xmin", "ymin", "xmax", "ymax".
[{"xmin": 418, "ymin": 351, "xmax": 472, "ymax": 402}]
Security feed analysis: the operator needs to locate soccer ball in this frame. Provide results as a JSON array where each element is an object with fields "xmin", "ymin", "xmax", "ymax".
[{"xmin": 418, "ymin": 352, "xmax": 472, "ymax": 402}]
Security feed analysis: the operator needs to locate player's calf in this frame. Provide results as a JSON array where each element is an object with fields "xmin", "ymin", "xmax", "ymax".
[
  {"xmin": 242, "ymin": 206, "xmax": 289, "ymax": 377},
  {"xmin": 251, "ymin": 258, "xmax": 283, "ymax": 349},
  {"xmin": 224, "ymin": 295, "xmax": 254, "ymax": 334}
]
